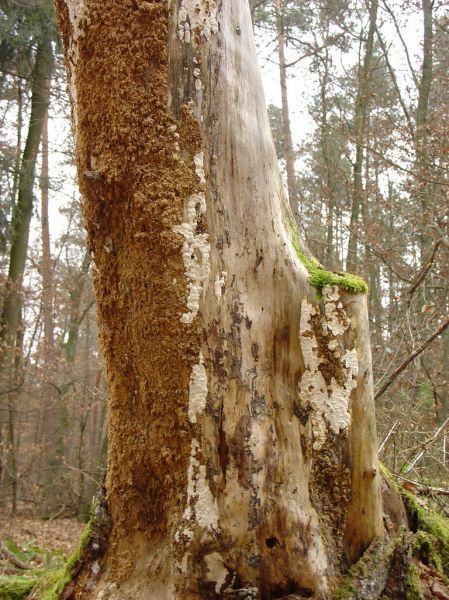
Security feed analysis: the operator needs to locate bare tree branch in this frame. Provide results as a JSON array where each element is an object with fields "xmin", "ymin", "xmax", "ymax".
[
  {"xmin": 374, "ymin": 316, "xmax": 449, "ymax": 400},
  {"xmin": 407, "ymin": 239, "xmax": 443, "ymax": 297}
]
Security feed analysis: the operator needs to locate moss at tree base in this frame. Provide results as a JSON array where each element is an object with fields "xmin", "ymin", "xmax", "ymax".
[
  {"xmin": 30, "ymin": 521, "xmax": 92, "ymax": 600},
  {"xmin": 335, "ymin": 471, "xmax": 449, "ymax": 599},
  {"xmin": 402, "ymin": 491, "xmax": 449, "ymax": 580},
  {"xmin": 404, "ymin": 563, "xmax": 424, "ymax": 600},
  {"xmin": 334, "ymin": 536, "xmax": 396, "ymax": 600}
]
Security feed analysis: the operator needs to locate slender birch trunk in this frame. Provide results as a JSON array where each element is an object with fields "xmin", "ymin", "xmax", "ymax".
[{"xmin": 55, "ymin": 1, "xmax": 382, "ymax": 598}]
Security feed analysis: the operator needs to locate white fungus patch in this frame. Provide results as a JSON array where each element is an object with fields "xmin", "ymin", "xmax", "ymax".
[
  {"xmin": 182, "ymin": 438, "xmax": 200, "ymax": 525},
  {"xmin": 195, "ymin": 463, "xmax": 219, "ymax": 529},
  {"xmin": 176, "ymin": 439, "xmax": 219, "ymax": 546},
  {"xmin": 173, "ymin": 193, "xmax": 210, "ymax": 324},
  {"xmin": 298, "ymin": 287, "xmax": 359, "ymax": 450},
  {"xmin": 174, "ymin": 152, "xmax": 210, "ymax": 323},
  {"xmin": 188, "ymin": 352, "xmax": 208, "ymax": 424},
  {"xmin": 214, "ymin": 271, "xmax": 227, "ymax": 301},
  {"xmin": 323, "ymin": 286, "xmax": 348, "ymax": 336},
  {"xmin": 194, "ymin": 152, "xmax": 206, "ymax": 185},
  {"xmin": 178, "ymin": 0, "xmax": 218, "ymax": 43},
  {"xmin": 344, "ymin": 348, "xmax": 359, "ymax": 373},
  {"xmin": 91, "ymin": 560, "xmax": 100, "ymax": 575},
  {"xmin": 193, "ymin": 68, "xmax": 202, "ymax": 93}
]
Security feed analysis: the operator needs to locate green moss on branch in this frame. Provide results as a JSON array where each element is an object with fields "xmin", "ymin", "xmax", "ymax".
[{"xmin": 286, "ymin": 213, "xmax": 368, "ymax": 295}]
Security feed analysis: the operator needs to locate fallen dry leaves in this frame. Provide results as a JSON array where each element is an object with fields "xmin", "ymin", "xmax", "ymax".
[
  {"xmin": 419, "ymin": 561, "xmax": 449, "ymax": 600},
  {"xmin": 0, "ymin": 515, "xmax": 85, "ymax": 558}
]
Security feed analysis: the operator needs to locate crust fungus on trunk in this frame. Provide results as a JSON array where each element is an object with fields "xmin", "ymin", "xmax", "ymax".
[{"xmin": 54, "ymin": 0, "xmax": 383, "ymax": 598}]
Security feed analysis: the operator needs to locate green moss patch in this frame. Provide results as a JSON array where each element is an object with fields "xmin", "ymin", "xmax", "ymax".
[
  {"xmin": 33, "ymin": 568, "xmax": 67, "ymax": 600},
  {"xmin": 405, "ymin": 563, "xmax": 425, "ymax": 600},
  {"xmin": 334, "ymin": 576, "xmax": 357, "ymax": 600},
  {"xmin": 381, "ymin": 465, "xmax": 449, "ymax": 591},
  {"xmin": 332, "ymin": 467, "xmax": 449, "ymax": 599},
  {"xmin": 286, "ymin": 214, "xmax": 368, "ymax": 295},
  {"xmin": 0, "ymin": 536, "xmax": 72, "ymax": 599},
  {"xmin": 32, "ymin": 521, "xmax": 91, "ymax": 600},
  {"xmin": 334, "ymin": 536, "xmax": 395, "ymax": 599},
  {"xmin": 402, "ymin": 491, "xmax": 449, "ymax": 579},
  {"xmin": 0, "ymin": 575, "xmax": 38, "ymax": 600}
]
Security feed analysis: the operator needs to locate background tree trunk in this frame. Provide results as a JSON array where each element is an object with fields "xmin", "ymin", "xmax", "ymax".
[
  {"xmin": 275, "ymin": 0, "xmax": 300, "ymax": 225},
  {"xmin": 415, "ymin": 0, "xmax": 433, "ymax": 260},
  {"xmin": 55, "ymin": 1, "xmax": 383, "ymax": 598},
  {"xmin": 0, "ymin": 36, "xmax": 53, "ymax": 377},
  {"xmin": 346, "ymin": 0, "xmax": 378, "ymax": 273},
  {"xmin": 40, "ymin": 83, "xmax": 54, "ymax": 362},
  {"xmin": 319, "ymin": 48, "xmax": 337, "ymax": 269},
  {"xmin": 0, "ymin": 35, "xmax": 53, "ymax": 505},
  {"xmin": 40, "ymin": 250, "xmax": 92, "ymax": 515}
]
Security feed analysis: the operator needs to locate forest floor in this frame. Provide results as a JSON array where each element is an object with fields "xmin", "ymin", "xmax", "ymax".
[{"xmin": 0, "ymin": 514, "xmax": 84, "ymax": 558}]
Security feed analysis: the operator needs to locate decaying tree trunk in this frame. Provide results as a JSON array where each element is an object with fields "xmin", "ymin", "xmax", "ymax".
[{"xmin": 54, "ymin": 1, "xmax": 383, "ymax": 598}]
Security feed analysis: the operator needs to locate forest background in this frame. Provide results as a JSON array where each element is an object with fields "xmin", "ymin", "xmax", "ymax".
[{"xmin": 0, "ymin": 0, "xmax": 448, "ymax": 523}]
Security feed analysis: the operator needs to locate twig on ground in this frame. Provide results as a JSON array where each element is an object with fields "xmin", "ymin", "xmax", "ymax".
[{"xmin": 0, "ymin": 542, "xmax": 31, "ymax": 570}]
